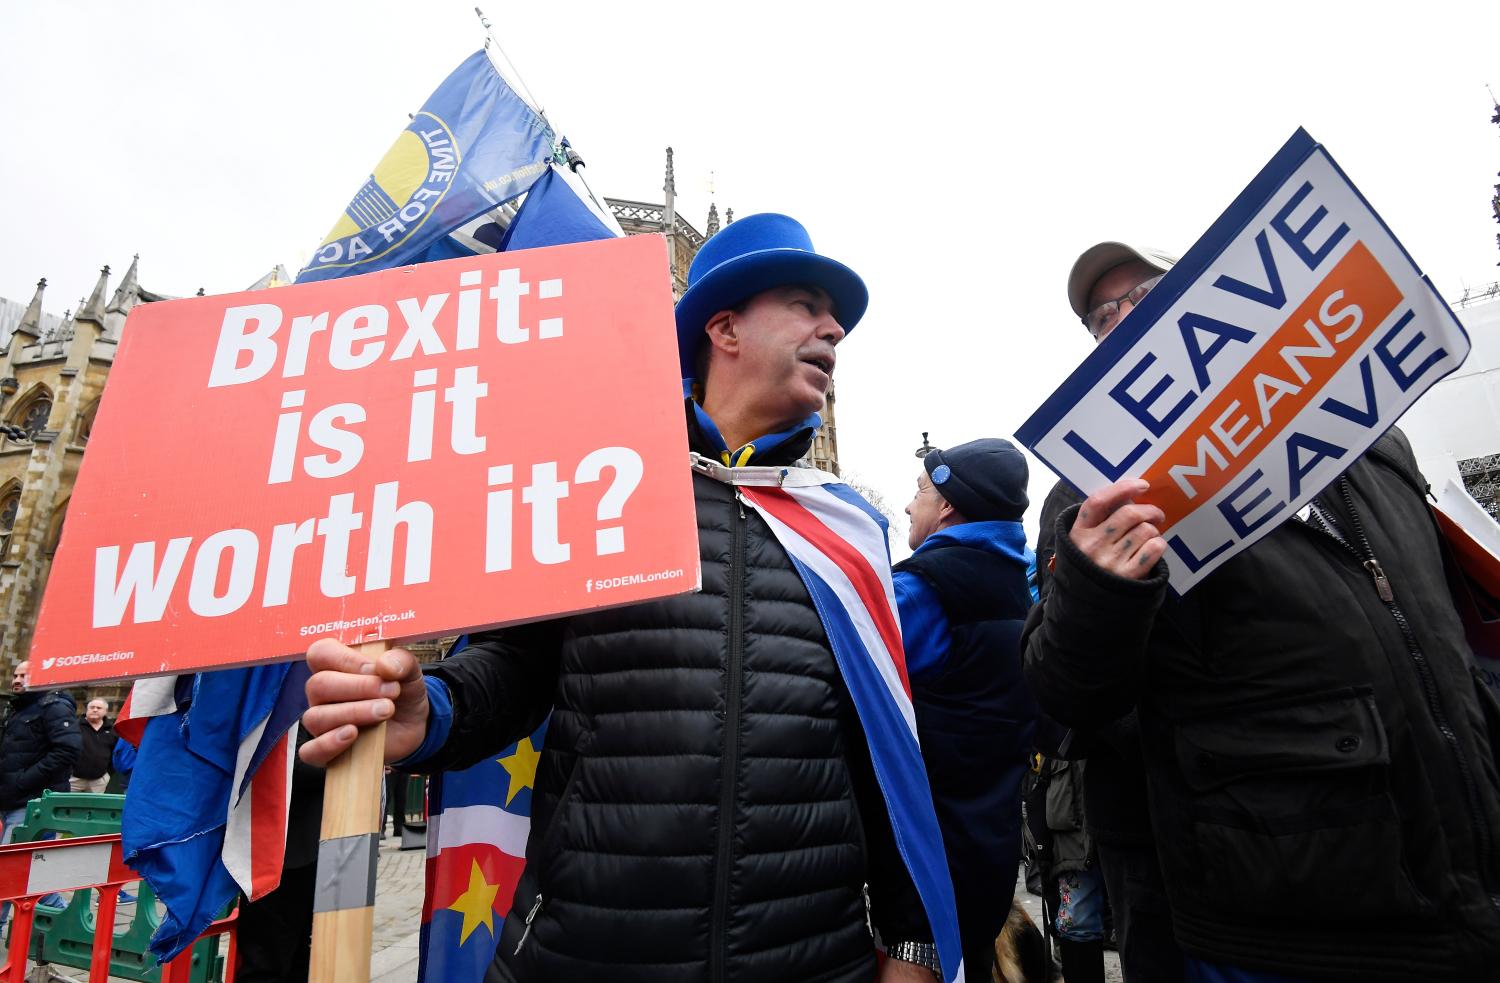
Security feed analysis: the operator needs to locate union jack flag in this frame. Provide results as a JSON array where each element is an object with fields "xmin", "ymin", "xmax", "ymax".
[
  {"xmin": 116, "ymin": 664, "xmax": 307, "ymax": 960},
  {"xmin": 725, "ymin": 460, "xmax": 966, "ymax": 983}
]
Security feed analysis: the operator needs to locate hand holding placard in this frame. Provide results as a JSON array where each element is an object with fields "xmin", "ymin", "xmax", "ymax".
[
  {"xmin": 1069, "ymin": 479, "xmax": 1168, "ymax": 579},
  {"xmin": 299, "ymin": 639, "xmax": 430, "ymax": 767},
  {"xmin": 307, "ymin": 638, "xmax": 391, "ymax": 983}
]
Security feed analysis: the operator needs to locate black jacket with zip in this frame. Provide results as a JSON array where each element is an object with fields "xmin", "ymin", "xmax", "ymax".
[
  {"xmin": 417, "ymin": 414, "xmax": 929, "ymax": 982},
  {"xmin": 1023, "ymin": 428, "xmax": 1500, "ymax": 981},
  {"xmin": 0, "ymin": 691, "xmax": 81, "ymax": 812}
]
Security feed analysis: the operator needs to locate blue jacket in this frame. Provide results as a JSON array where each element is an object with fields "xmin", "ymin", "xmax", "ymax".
[{"xmin": 894, "ymin": 521, "xmax": 1037, "ymax": 976}]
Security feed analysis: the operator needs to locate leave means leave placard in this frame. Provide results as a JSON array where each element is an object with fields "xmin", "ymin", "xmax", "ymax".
[{"xmin": 1018, "ymin": 129, "xmax": 1470, "ymax": 591}]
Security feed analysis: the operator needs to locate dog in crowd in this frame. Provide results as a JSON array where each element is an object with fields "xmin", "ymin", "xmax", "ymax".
[{"xmin": 992, "ymin": 899, "xmax": 1056, "ymax": 982}]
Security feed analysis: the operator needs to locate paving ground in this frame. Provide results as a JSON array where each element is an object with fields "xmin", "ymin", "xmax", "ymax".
[
  {"xmin": 20, "ymin": 846, "xmax": 1119, "ymax": 981},
  {"xmin": 369, "ymin": 835, "xmax": 426, "ymax": 983}
]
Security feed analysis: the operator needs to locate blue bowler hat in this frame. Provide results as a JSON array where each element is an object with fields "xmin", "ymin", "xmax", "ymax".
[{"xmin": 674, "ymin": 213, "xmax": 869, "ymax": 380}]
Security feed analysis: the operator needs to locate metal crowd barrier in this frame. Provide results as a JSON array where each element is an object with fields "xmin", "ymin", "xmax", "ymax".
[{"xmin": 0, "ymin": 833, "xmax": 237, "ymax": 983}]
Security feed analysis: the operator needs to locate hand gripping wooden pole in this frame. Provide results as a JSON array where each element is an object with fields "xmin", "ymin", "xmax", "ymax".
[{"xmin": 309, "ymin": 640, "xmax": 390, "ymax": 983}]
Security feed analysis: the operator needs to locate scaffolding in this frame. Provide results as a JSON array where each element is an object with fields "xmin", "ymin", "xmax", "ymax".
[{"xmin": 1459, "ymin": 452, "xmax": 1500, "ymax": 517}]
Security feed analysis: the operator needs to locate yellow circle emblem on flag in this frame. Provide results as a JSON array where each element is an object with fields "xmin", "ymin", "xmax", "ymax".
[{"xmin": 306, "ymin": 112, "xmax": 460, "ymax": 274}]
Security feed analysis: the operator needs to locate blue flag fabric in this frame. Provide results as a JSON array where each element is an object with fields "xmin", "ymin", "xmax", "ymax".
[
  {"xmin": 122, "ymin": 662, "xmax": 310, "ymax": 961},
  {"xmin": 296, "ymin": 50, "xmax": 556, "ymax": 283},
  {"xmin": 498, "ymin": 164, "xmax": 616, "ymax": 251}
]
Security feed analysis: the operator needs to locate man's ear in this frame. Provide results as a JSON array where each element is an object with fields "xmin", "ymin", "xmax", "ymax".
[{"xmin": 704, "ymin": 309, "xmax": 739, "ymax": 355}]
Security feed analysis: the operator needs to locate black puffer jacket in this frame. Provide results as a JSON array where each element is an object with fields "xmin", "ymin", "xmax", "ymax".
[
  {"xmin": 1024, "ymin": 430, "xmax": 1500, "ymax": 981},
  {"xmin": 420, "ymin": 431, "xmax": 927, "ymax": 982},
  {"xmin": 0, "ymin": 691, "xmax": 82, "ymax": 811}
]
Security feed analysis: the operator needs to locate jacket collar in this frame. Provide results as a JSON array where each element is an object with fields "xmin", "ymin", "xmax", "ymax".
[
  {"xmin": 913, "ymin": 520, "xmax": 1030, "ymax": 567},
  {"xmin": 685, "ymin": 399, "xmax": 818, "ymax": 468}
]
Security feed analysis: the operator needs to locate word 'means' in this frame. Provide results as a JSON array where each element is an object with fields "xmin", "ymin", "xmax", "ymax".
[{"xmin": 206, "ymin": 267, "xmax": 566, "ymax": 388}]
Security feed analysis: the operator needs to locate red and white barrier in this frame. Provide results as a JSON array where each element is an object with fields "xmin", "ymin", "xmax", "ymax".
[{"xmin": 0, "ymin": 833, "xmax": 238, "ymax": 983}]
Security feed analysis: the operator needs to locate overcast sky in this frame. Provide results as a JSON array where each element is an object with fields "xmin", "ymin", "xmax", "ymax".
[{"xmin": 2, "ymin": 0, "xmax": 1496, "ymax": 548}]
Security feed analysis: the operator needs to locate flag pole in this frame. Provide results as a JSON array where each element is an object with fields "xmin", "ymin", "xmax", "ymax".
[
  {"xmin": 308, "ymin": 639, "xmax": 390, "ymax": 983},
  {"xmin": 475, "ymin": 6, "xmax": 548, "ymax": 120},
  {"xmin": 561, "ymin": 139, "xmax": 614, "ymax": 221}
]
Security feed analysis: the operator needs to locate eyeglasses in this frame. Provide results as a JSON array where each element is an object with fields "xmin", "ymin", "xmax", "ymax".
[{"xmin": 1082, "ymin": 274, "xmax": 1164, "ymax": 338}]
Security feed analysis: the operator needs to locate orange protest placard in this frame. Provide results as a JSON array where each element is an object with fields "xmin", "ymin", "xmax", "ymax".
[{"xmin": 29, "ymin": 234, "xmax": 699, "ymax": 686}]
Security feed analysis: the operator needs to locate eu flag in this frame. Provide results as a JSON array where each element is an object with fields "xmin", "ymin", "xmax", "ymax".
[
  {"xmin": 296, "ymin": 51, "xmax": 556, "ymax": 283},
  {"xmin": 418, "ymin": 720, "xmax": 546, "ymax": 982}
]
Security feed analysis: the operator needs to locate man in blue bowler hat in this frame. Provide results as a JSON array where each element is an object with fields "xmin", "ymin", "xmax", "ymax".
[
  {"xmin": 301, "ymin": 215, "xmax": 944, "ymax": 982},
  {"xmin": 896, "ymin": 437, "xmax": 1037, "ymax": 979}
]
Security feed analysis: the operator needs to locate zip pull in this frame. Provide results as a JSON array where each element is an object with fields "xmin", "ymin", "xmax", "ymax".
[
  {"xmin": 735, "ymin": 489, "xmax": 747, "ymax": 519},
  {"xmin": 1363, "ymin": 558, "xmax": 1395, "ymax": 602},
  {"xmin": 513, "ymin": 893, "xmax": 543, "ymax": 955}
]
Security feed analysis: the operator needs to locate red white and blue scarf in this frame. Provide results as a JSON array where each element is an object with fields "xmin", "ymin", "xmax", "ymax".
[{"xmin": 694, "ymin": 454, "xmax": 966, "ymax": 983}]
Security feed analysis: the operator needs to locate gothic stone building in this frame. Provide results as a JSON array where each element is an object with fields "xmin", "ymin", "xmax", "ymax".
[{"xmin": 0, "ymin": 258, "xmax": 166, "ymax": 679}]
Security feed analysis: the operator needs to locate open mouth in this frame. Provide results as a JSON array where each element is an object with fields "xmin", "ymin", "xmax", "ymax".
[{"xmin": 802, "ymin": 355, "xmax": 834, "ymax": 377}]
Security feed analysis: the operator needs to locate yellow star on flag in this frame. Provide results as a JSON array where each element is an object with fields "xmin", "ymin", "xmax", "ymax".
[
  {"xmin": 447, "ymin": 859, "xmax": 500, "ymax": 945},
  {"xmin": 498, "ymin": 736, "xmax": 541, "ymax": 806}
]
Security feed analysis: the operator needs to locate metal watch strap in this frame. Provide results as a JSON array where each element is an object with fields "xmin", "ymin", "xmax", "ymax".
[{"xmin": 886, "ymin": 940, "xmax": 941, "ymax": 972}]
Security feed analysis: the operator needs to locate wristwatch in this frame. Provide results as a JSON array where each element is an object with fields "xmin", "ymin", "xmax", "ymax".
[{"xmin": 886, "ymin": 940, "xmax": 941, "ymax": 973}]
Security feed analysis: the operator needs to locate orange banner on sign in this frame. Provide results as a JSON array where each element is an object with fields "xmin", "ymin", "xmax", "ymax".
[
  {"xmin": 29, "ymin": 234, "xmax": 699, "ymax": 687},
  {"xmin": 1141, "ymin": 241, "xmax": 1402, "ymax": 530}
]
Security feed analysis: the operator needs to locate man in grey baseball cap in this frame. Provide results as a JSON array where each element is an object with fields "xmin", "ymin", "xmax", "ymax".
[
  {"xmin": 1026, "ymin": 233, "xmax": 1500, "ymax": 983},
  {"xmin": 1036, "ymin": 242, "xmax": 1185, "ymax": 983},
  {"xmin": 1065, "ymin": 242, "xmax": 1177, "ymax": 342}
]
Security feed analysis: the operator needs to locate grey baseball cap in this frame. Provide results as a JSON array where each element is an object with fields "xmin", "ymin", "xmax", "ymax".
[{"xmin": 1066, "ymin": 242, "xmax": 1179, "ymax": 319}]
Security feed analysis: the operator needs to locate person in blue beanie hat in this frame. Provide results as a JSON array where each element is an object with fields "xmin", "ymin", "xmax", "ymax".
[{"xmin": 895, "ymin": 438, "xmax": 1038, "ymax": 980}]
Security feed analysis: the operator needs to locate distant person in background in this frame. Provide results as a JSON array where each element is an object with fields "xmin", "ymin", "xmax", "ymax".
[
  {"xmin": 0, "ymin": 660, "xmax": 79, "ymax": 931},
  {"xmin": 384, "ymin": 765, "xmax": 407, "ymax": 840},
  {"xmin": 71, "ymin": 697, "xmax": 117, "ymax": 793},
  {"xmin": 1, "ymin": 661, "xmax": 81, "ymax": 829},
  {"xmin": 110, "ymin": 737, "xmax": 139, "ymax": 904},
  {"xmin": 108, "ymin": 737, "xmax": 137, "ymax": 794}
]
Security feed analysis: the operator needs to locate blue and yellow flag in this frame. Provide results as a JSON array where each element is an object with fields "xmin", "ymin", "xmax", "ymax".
[
  {"xmin": 417, "ymin": 633, "xmax": 551, "ymax": 983},
  {"xmin": 418, "ymin": 720, "xmax": 546, "ymax": 983},
  {"xmin": 296, "ymin": 50, "xmax": 556, "ymax": 283}
]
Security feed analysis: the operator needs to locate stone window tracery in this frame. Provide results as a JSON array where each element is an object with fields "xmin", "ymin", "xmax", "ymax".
[
  {"xmin": 20, "ymin": 397, "xmax": 52, "ymax": 437},
  {"xmin": 0, "ymin": 487, "xmax": 20, "ymax": 561},
  {"xmin": 8, "ymin": 388, "xmax": 54, "ymax": 439}
]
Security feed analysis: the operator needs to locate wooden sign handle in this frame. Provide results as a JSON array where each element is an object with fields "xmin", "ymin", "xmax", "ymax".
[{"xmin": 309, "ymin": 639, "xmax": 390, "ymax": 983}]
